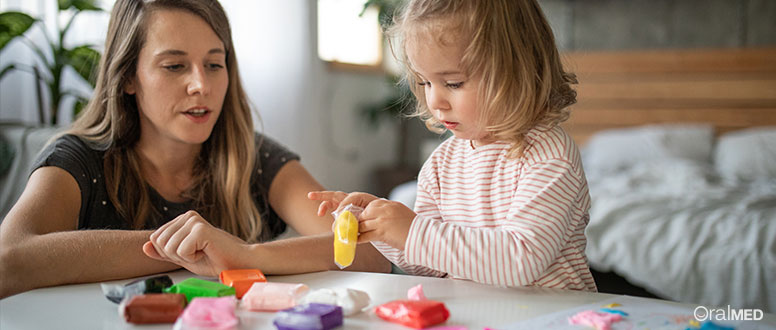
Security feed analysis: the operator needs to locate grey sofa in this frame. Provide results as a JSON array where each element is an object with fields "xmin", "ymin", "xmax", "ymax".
[{"xmin": 0, "ymin": 123, "xmax": 61, "ymax": 221}]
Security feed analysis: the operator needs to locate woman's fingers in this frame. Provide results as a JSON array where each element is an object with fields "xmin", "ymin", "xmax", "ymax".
[
  {"xmin": 316, "ymin": 200, "xmax": 338, "ymax": 217},
  {"xmin": 162, "ymin": 219, "xmax": 199, "ymax": 263},
  {"xmin": 309, "ymin": 191, "xmax": 348, "ymax": 217},
  {"xmin": 307, "ymin": 191, "xmax": 347, "ymax": 202},
  {"xmin": 148, "ymin": 210, "xmax": 207, "ymax": 262},
  {"xmin": 176, "ymin": 233, "xmax": 203, "ymax": 264},
  {"xmin": 151, "ymin": 211, "xmax": 195, "ymax": 247},
  {"xmin": 142, "ymin": 241, "xmax": 164, "ymax": 260}
]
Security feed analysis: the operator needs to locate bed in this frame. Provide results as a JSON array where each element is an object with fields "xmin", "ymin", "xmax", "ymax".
[{"xmin": 561, "ymin": 48, "xmax": 776, "ymax": 312}]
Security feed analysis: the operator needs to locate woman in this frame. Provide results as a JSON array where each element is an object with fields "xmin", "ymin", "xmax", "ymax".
[{"xmin": 0, "ymin": 0, "xmax": 389, "ymax": 299}]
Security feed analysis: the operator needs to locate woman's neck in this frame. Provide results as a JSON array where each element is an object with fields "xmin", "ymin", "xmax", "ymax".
[{"xmin": 134, "ymin": 137, "xmax": 201, "ymax": 203}]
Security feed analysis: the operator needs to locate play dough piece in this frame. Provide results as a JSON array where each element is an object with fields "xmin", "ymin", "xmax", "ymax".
[
  {"xmin": 407, "ymin": 284, "xmax": 426, "ymax": 301},
  {"xmin": 219, "ymin": 269, "xmax": 266, "ymax": 299},
  {"xmin": 120, "ymin": 293, "xmax": 186, "ymax": 324},
  {"xmin": 302, "ymin": 288, "xmax": 371, "ymax": 315},
  {"xmin": 174, "ymin": 296, "xmax": 238, "ymax": 329},
  {"xmin": 273, "ymin": 303, "xmax": 343, "ymax": 330},
  {"xmin": 241, "ymin": 282, "xmax": 309, "ymax": 311},
  {"xmin": 102, "ymin": 275, "xmax": 174, "ymax": 304},
  {"xmin": 375, "ymin": 299, "xmax": 450, "ymax": 329},
  {"xmin": 164, "ymin": 278, "xmax": 235, "ymax": 303},
  {"xmin": 333, "ymin": 210, "xmax": 359, "ymax": 269},
  {"xmin": 568, "ymin": 310, "xmax": 622, "ymax": 330}
]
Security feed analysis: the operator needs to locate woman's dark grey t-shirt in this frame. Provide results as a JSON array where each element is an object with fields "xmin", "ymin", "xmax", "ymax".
[{"xmin": 32, "ymin": 133, "xmax": 299, "ymax": 242}]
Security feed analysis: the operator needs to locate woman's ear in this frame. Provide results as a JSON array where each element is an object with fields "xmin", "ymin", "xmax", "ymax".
[{"xmin": 124, "ymin": 77, "xmax": 137, "ymax": 95}]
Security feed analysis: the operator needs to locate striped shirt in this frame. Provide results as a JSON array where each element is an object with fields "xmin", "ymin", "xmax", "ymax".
[{"xmin": 373, "ymin": 125, "xmax": 597, "ymax": 291}]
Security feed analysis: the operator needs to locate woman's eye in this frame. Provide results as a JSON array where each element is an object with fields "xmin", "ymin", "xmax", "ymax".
[
  {"xmin": 446, "ymin": 82, "xmax": 463, "ymax": 89},
  {"xmin": 208, "ymin": 63, "xmax": 225, "ymax": 70},
  {"xmin": 164, "ymin": 64, "xmax": 184, "ymax": 71}
]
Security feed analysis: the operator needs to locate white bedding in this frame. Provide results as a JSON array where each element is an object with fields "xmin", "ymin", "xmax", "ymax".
[{"xmin": 584, "ymin": 159, "xmax": 776, "ymax": 312}]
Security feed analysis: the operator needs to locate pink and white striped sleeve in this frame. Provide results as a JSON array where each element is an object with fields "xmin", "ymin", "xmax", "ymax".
[
  {"xmin": 370, "ymin": 173, "xmax": 446, "ymax": 277},
  {"xmin": 403, "ymin": 158, "xmax": 584, "ymax": 287}
]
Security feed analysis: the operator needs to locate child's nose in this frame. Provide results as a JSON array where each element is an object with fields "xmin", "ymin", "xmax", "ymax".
[{"xmin": 426, "ymin": 87, "xmax": 449, "ymax": 111}]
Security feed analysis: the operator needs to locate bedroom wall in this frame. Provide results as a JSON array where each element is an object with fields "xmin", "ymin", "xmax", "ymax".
[
  {"xmin": 539, "ymin": 0, "xmax": 776, "ymax": 51},
  {"xmin": 1, "ymin": 0, "xmax": 774, "ymax": 195}
]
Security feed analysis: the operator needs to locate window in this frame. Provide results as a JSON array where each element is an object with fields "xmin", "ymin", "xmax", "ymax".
[{"xmin": 317, "ymin": 0, "xmax": 383, "ymax": 71}]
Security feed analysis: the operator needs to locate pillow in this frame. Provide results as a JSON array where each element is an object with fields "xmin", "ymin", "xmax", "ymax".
[
  {"xmin": 583, "ymin": 124, "xmax": 714, "ymax": 172},
  {"xmin": 714, "ymin": 127, "xmax": 776, "ymax": 181}
]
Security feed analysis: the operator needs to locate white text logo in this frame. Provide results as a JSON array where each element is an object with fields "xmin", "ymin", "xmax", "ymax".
[{"xmin": 694, "ymin": 306, "xmax": 764, "ymax": 321}]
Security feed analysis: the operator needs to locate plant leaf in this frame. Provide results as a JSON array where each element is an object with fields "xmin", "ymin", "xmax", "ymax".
[
  {"xmin": 66, "ymin": 45, "xmax": 100, "ymax": 87},
  {"xmin": 0, "ymin": 64, "xmax": 18, "ymax": 81},
  {"xmin": 73, "ymin": 96, "xmax": 88, "ymax": 118},
  {"xmin": 59, "ymin": 0, "xmax": 101, "ymax": 11},
  {"xmin": 0, "ymin": 12, "xmax": 36, "ymax": 50}
]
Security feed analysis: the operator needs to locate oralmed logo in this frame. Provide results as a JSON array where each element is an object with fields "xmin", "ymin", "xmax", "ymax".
[{"xmin": 694, "ymin": 305, "xmax": 764, "ymax": 322}]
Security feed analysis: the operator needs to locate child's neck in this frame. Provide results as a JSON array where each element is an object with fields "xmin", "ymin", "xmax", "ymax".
[{"xmin": 469, "ymin": 137, "xmax": 495, "ymax": 149}]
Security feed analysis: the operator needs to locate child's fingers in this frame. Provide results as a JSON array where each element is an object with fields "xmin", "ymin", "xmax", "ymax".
[
  {"xmin": 356, "ymin": 229, "xmax": 378, "ymax": 244},
  {"xmin": 338, "ymin": 192, "xmax": 380, "ymax": 211},
  {"xmin": 358, "ymin": 218, "xmax": 378, "ymax": 234}
]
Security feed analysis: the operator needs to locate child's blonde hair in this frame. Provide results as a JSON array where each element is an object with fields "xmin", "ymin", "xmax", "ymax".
[{"xmin": 387, "ymin": 0, "xmax": 577, "ymax": 157}]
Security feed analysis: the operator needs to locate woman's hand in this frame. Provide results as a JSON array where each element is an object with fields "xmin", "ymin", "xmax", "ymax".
[
  {"xmin": 306, "ymin": 191, "xmax": 379, "ymax": 217},
  {"xmin": 359, "ymin": 199, "xmax": 416, "ymax": 250},
  {"xmin": 142, "ymin": 210, "xmax": 247, "ymax": 277}
]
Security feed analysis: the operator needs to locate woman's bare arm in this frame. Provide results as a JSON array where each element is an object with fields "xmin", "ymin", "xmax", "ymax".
[
  {"xmin": 144, "ymin": 161, "xmax": 392, "ymax": 276},
  {"xmin": 265, "ymin": 160, "xmax": 391, "ymax": 273},
  {"xmin": 0, "ymin": 167, "xmax": 178, "ymax": 298}
]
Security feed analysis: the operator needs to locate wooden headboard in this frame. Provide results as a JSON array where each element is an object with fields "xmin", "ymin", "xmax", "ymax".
[{"xmin": 560, "ymin": 48, "xmax": 776, "ymax": 145}]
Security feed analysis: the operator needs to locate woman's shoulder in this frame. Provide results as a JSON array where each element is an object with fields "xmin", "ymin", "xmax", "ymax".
[
  {"xmin": 34, "ymin": 134, "xmax": 105, "ymax": 170},
  {"xmin": 250, "ymin": 131, "xmax": 300, "ymax": 189},
  {"xmin": 254, "ymin": 132, "xmax": 298, "ymax": 157}
]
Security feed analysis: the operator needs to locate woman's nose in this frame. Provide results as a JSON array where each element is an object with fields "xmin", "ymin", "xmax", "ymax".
[{"xmin": 187, "ymin": 66, "xmax": 210, "ymax": 96}]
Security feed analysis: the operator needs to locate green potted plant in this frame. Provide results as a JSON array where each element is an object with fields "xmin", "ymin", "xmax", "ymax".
[{"xmin": 0, "ymin": 0, "xmax": 103, "ymax": 125}]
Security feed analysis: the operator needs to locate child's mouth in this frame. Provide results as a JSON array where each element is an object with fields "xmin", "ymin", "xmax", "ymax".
[{"xmin": 442, "ymin": 121, "xmax": 458, "ymax": 129}]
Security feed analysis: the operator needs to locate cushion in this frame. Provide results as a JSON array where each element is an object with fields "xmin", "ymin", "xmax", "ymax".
[
  {"xmin": 583, "ymin": 124, "xmax": 714, "ymax": 172},
  {"xmin": 714, "ymin": 127, "xmax": 776, "ymax": 181}
]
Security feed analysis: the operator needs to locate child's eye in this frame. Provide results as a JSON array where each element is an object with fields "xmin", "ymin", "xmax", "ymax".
[
  {"xmin": 417, "ymin": 81, "xmax": 430, "ymax": 87},
  {"xmin": 163, "ymin": 64, "xmax": 184, "ymax": 72},
  {"xmin": 446, "ymin": 82, "xmax": 463, "ymax": 89}
]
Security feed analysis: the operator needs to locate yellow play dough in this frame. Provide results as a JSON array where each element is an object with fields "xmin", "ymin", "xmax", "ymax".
[{"xmin": 333, "ymin": 210, "xmax": 358, "ymax": 268}]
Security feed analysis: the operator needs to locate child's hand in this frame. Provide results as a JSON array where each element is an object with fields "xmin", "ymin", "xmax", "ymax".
[
  {"xmin": 142, "ymin": 210, "xmax": 247, "ymax": 277},
  {"xmin": 358, "ymin": 199, "xmax": 416, "ymax": 250},
  {"xmin": 307, "ymin": 191, "xmax": 379, "ymax": 217}
]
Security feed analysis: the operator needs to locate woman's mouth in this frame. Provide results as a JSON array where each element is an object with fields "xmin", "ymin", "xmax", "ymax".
[{"xmin": 183, "ymin": 108, "xmax": 211, "ymax": 123}]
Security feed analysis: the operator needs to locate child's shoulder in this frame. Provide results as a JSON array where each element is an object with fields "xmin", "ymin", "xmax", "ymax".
[
  {"xmin": 522, "ymin": 124, "xmax": 581, "ymax": 163},
  {"xmin": 419, "ymin": 136, "xmax": 465, "ymax": 172},
  {"xmin": 427, "ymin": 135, "xmax": 462, "ymax": 158}
]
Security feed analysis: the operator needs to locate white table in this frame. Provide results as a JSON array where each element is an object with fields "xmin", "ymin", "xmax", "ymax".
[{"xmin": 2, "ymin": 270, "xmax": 774, "ymax": 329}]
